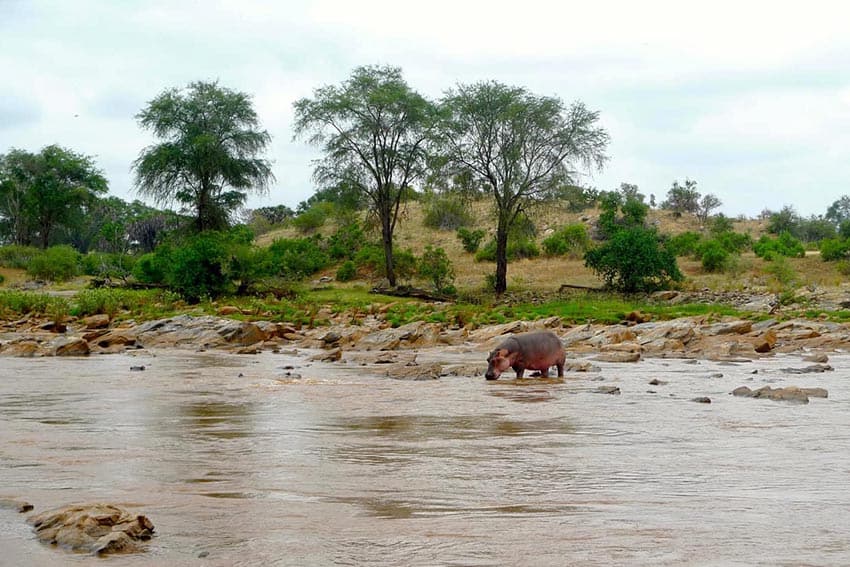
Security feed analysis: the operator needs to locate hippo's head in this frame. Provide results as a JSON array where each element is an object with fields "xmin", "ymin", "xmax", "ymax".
[{"xmin": 485, "ymin": 348, "xmax": 512, "ymax": 380}]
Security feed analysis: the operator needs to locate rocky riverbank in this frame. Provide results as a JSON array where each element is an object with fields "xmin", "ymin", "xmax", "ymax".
[{"xmin": 1, "ymin": 307, "xmax": 849, "ymax": 366}]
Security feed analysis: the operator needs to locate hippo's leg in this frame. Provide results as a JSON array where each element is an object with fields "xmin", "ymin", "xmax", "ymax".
[
  {"xmin": 556, "ymin": 362, "xmax": 564, "ymax": 378},
  {"xmin": 513, "ymin": 365, "xmax": 525, "ymax": 378}
]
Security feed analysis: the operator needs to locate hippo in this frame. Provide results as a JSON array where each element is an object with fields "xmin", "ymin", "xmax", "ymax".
[{"xmin": 485, "ymin": 331, "xmax": 566, "ymax": 380}]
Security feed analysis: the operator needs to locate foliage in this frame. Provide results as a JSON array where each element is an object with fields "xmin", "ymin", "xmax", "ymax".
[
  {"xmin": 336, "ymin": 260, "xmax": 357, "ymax": 282},
  {"xmin": 697, "ymin": 240, "xmax": 730, "ymax": 273},
  {"xmin": 353, "ymin": 244, "xmax": 417, "ymax": 281},
  {"xmin": 293, "ymin": 65, "xmax": 434, "ymax": 287},
  {"xmin": 766, "ymin": 206, "xmax": 799, "ymax": 236},
  {"xmin": 666, "ymin": 231, "xmax": 703, "ymax": 257},
  {"xmin": 26, "ymin": 245, "xmax": 81, "ymax": 282},
  {"xmin": 422, "ymin": 192, "xmax": 473, "ymax": 230},
  {"xmin": 584, "ymin": 226, "xmax": 683, "ymax": 293},
  {"xmin": 134, "ymin": 80, "xmax": 273, "ymax": 232},
  {"xmin": 709, "ymin": 214, "xmax": 735, "ymax": 235},
  {"xmin": 435, "ymin": 80, "xmax": 608, "ymax": 294},
  {"xmin": 661, "ymin": 179, "xmax": 700, "ymax": 217},
  {"xmin": 291, "ymin": 201, "xmax": 334, "ymax": 233},
  {"xmin": 132, "ymin": 252, "xmax": 169, "ymax": 284},
  {"xmin": 764, "ymin": 255, "xmax": 799, "ymax": 287},
  {"xmin": 819, "ymin": 238, "xmax": 850, "ymax": 261},
  {"xmin": 164, "ymin": 232, "xmax": 235, "ymax": 301},
  {"xmin": 475, "ymin": 237, "xmax": 540, "ymax": 262},
  {"xmin": 695, "ymin": 193, "xmax": 722, "ymax": 224},
  {"xmin": 267, "ymin": 236, "xmax": 331, "ymax": 280},
  {"xmin": 418, "ymin": 245, "xmax": 455, "ymax": 294},
  {"xmin": 328, "ymin": 221, "xmax": 366, "ymax": 260},
  {"xmin": 753, "ymin": 232, "xmax": 805, "ymax": 260},
  {"xmin": 456, "ymin": 227, "xmax": 486, "ymax": 253},
  {"xmin": 542, "ymin": 224, "xmax": 590, "ymax": 257},
  {"xmin": 0, "ymin": 145, "xmax": 108, "ymax": 248},
  {"xmin": 80, "ymin": 252, "xmax": 136, "ymax": 281},
  {"xmin": 550, "ymin": 184, "xmax": 599, "ymax": 212},
  {"xmin": 826, "ymin": 195, "xmax": 850, "ymax": 226},
  {"xmin": 0, "ymin": 245, "xmax": 41, "ymax": 269},
  {"xmin": 597, "ymin": 191, "xmax": 648, "ymax": 239}
]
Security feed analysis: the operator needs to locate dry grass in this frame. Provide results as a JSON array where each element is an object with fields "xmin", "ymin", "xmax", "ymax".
[{"xmin": 253, "ymin": 200, "xmax": 836, "ymax": 293}]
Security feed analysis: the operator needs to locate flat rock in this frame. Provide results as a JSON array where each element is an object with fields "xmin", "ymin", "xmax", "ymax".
[
  {"xmin": 594, "ymin": 351, "xmax": 640, "ymax": 363},
  {"xmin": 28, "ymin": 503, "xmax": 154, "ymax": 556},
  {"xmin": 0, "ymin": 339, "xmax": 41, "ymax": 357},
  {"xmin": 53, "ymin": 337, "xmax": 90, "ymax": 356},
  {"xmin": 595, "ymin": 386, "xmax": 621, "ymax": 395},
  {"xmin": 0, "ymin": 498, "xmax": 33, "ymax": 513},
  {"xmin": 703, "ymin": 320, "xmax": 753, "ymax": 336},
  {"xmin": 385, "ymin": 362, "xmax": 442, "ymax": 380},
  {"xmin": 81, "ymin": 314, "xmax": 111, "ymax": 330}
]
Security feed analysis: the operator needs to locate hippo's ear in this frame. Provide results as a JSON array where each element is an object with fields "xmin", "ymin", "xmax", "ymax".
[{"xmin": 497, "ymin": 348, "xmax": 509, "ymax": 357}]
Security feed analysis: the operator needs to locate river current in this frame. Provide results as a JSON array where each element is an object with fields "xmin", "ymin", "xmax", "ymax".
[{"xmin": 1, "ymin": 347, "xmax": 849, "ymax": 566}]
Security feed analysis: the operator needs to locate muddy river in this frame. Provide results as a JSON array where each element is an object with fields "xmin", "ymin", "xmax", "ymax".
[{"xmin": 1, "ymin": 347, "xmax": 849, "ymax": 566}]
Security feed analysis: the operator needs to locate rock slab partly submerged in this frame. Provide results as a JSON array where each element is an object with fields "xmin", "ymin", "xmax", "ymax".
[{"xmin": 28, "ymin": 504, "xmax": 154, "ymax": 556}]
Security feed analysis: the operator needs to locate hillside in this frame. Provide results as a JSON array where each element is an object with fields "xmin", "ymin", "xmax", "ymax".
[{"xmin": 253, "ymin": 200, "xmax": 845, "ymax": 295}]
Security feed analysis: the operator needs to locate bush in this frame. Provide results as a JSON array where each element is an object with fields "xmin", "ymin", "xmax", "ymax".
[
  {"xmin": 475, "ymin": 238, "xmax": 540, "ymax": 262},
  {"xmin": 0, "ymin": 245, "xmax": 42, "ymax": 269},
  {"xmin": 336, "ymin": 260, "xmax": 357, "ymax": 282},
  {"xmin": 291, "ymin": 201, "xmax": 334, "ymax": 233},
  {"xmin": 328, "ymin": 222, "xmax": 366, "ymax": 260},
  {"xmin": 0, "ymin": 273, "xmax": 4, "ymax": 285},
  {"xmin": 423, "ymin": 193, "xmax": 473, "ymax": 230},
  {"xmin": 418, "ymin": 245, "xmax": 455, "ymax": 294},
  {"xmin": 753, "ymin": 232, "xmax": 805, "ymax": 260},
  {"xmin": 584, "ymin": 226, "xmax": 683, "ymax": 293},
  {"xmin": 542, "ymin": 224, "xmax": 590, "ymax": 257},
  {"xmin": 456, "ymin": 227, "xmax": 486, "ymax": 253},
  {"xmin": 165, "ymin": 233, "xmax": 234, "ymax": 302},
  {"xmin": 819, "ymin": 238, "xmax": 850, "ymax": 262},
  {"xmin": 353, "ymin": 245, "xmax": 417, "ymax": 282},
  {"xmin": 698, "ymin": 240, "xmax": 730, "ymax": 273},
  {"xmin": 0, "ymin": 290, "xmax": 60, "ymax": 317},
  {"xmin": 764, "ymin": 255, "xmax": 798, "ymax": 287},
  {"xmin": 133, "ymin": 252, "xmax": 169, "ymax": 284},
  {"xmin": 267, "ymin": 236, "xmax": 330, "ymax": 280},
  {"xmin": 81, "ymin": 252, "xmax": 136, "ymax": 280},
  {"xmin": 27, "ymin": 245, "xmax": 80, "ymax": 282},
  {"xmin": 666, "ymin": 232, "xmax": 703, "ymax": 257},
  {"xmin": 714, "ymin": 231, "xmax": 752, "ymax": 254}
]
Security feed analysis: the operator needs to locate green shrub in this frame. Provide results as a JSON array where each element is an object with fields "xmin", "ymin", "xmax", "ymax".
[
  {"xmin": 353, "ymin": 245, "xmax": 417, "ymax": 282},
  {"xmin": 423, "ymin": 194, "xmax": 473, "ymax": 230},
  {"xmin": 0, "ymin": 273, "xmax": 4, "ymax": 285},
  {"xmin": 328, "ymin": 222, "xmax": 366, "ymax": 260},
  {"xmin": 819, "ymin": 238, "xmax": 850, "ymax": 261},
  {"xmin": 666, "ymin": 231, "xmax": 703, "ymax": 257},
  {"xmin": 353, "ymin": 244, "xmax": 385, "ymax": 275},
  {"xmin": 765, "ymin": 255, "xmax": 798, "ymax": 286},
  {"xmin": 393, "ymin": 248, "xmax": 418, "ymax": 282},
  {"xmin": 336, "ymin": 260, "xmax": 357, "ymax": 282},
  {"xmin": 698, "ymin": 240, "xmax": 730, "ymax": 273},
  {"xmin": 133, "ymin": 252, "xmax": 169, "ymax": 284},
  {"xmin": 26, "ymin": 245, "xmax": 80, "ymax": 282},
  {"xmin": 165, "ymin": 233, "xmax": 234, "ymax": 302},
  {"xmin": 268, "ymin": 236, "xmax": 330, "ymax": 279},
  {"xmin": 418, "ymin": 245, "xmax": 455, "ymax": 294},
  {"xmin": 291, "ymin": 201, "xmax": 334, "ymax": 233},
  {"xmin": 475, "ymin": 238, "xmax": 540, "ymax": 262},
  {"xmin": 456, "ymin": 227, "xmax": 486, "ymax": 253},
  {"xmin": 584, "ymin": 226, "xmax": 683, "ymax": 293},
  {"xmin": 714, "ymin": 231, "xmax": 752, "ymax": 254},
  {"xmin": 74, "ymin": 288, "xmax": 123, "ymax": 318},
  {"xmin": 542, "ymin": 224, "xmax": 590, "ymax": 257},
  {"xmin": 0, "ymin": 290, "xmax": 58, "ymax": 317},
  {"xmin": 0, "ymin": 245, "xmax": 42, "ymax": 269},
  {"xmin": 81, "ymin": 252, "xmax": 136, "ymax": 280},
  {"xmin": 753, "ymin": 232, "xmax": 805, "ymax": 260}
]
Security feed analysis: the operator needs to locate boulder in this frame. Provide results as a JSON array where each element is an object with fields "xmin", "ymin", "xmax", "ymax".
[
  {"xmin": 753, "ymin": 330, "xmax": 777, "ymax": 353},
  {"xmin": 385, "ymin": 362, "xmax": 442, "ymax": 380},
  {"xmin": 803, "ymin": 353, "xmax": 829, "ymax": 364},
  {"xmin": 731, "ymin": 385, "xmax": 824, "ymax": 404},
  {"xmin": 216, "ymin": 306, "xmax": 241, "ymax": 316},
  {"xmin": 595, "ymin": 351, "xmax": 641, "ymax": 363},
  {"xmin": 0, "ymin": 498, "xmax": 33, "ymax": 513},
  {"xmin": 218, "ymin": 322, "xmax": 267, "ymax": 346},
  {"xmin": 0, "ymin": 339, "xmax": 41, "ymax": 357},
  {"xmin": 53, "ymin": 337, "xmax": 90, "ymax": 356},
  {"xmin": 81, "ymin": 314, "xmax": 111, "ymax": 330},
  {"xmin": 468, "ymin": 320, "xmax": 529, "ymax": 344},
  {"xmin": 28, "ymin": 504, "xmax": 154, "ymax": 556},
  {"xmin": 310, "ymin": 348, "xmax": 342, "ymax": 362},
  {"xmin": 595, "ymin": 386, "xmax": 621, "ymax": 394},
  {"xmin": 702, "ymin": 320, "xmax": 753, "ymax": 336}
]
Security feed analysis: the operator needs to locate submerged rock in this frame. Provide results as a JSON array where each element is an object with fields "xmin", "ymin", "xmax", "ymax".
[
  {"xmin": 731, "ymin": 385, "xmax": 828, "ymax": 404},
  {"xmin": 28, "ymin": 503, "xmax": 154, "ymax": 556}
]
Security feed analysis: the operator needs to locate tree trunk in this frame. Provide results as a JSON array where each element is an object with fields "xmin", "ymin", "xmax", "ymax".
[
  {"xmin": 382, "ymin": 216, "xmax": 396, "ymax": 287},
  {"xmin": 494, "ymin": 219, "xmax": 509, "ymax": 295}
]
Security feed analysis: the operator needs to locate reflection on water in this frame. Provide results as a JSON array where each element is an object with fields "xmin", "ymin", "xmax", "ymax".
[{"xmin": 1, "ymin": 351, "xmax": 850, "ymax": 565}]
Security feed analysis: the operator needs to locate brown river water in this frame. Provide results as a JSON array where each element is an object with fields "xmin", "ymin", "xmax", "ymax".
[{"xmin": 1, "ymin": 346, "xmax": 849, "ymax": 566}]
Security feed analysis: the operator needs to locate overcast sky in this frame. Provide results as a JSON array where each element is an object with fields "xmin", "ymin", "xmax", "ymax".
[{"xmin": 2, "ymin": 0, "xmax": 850, "ymax": 217}]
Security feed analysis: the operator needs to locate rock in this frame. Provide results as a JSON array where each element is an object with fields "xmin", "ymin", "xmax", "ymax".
[
  {"xmin": 589, "ymin": 328, "xmax": 636, "ymax": 346},
  {"xmin": 385, "ymin": 362, "xmax": 442, "ymax": 380},
  {"xmin": 53, "ymin": 337, "xmax": 90, "ymax": 356},
  {"xmin": 129, "ymin": 365, "xmax": 145, "ymax": 371},
  {"xmin": 28, "ymin": 504, "xmax": 154, "ymax": 556},
  {"xmin": 732, "ymin": 386, "xmax": 754, "ymax": 397},
  {"xmin": 753, "ymin": 330, "xmax": 777, "ymax": 353},
  {"xmin": 691, "ymin": 397, "xmax": 712, "ymax": 403},
  {"xmin": 0, "ymin": 498, "xmax": 33, "ymax": 513},
  {"xmin": 595, "ymin": 386, "xmax": 621, "ymax": 395},
  {"xmin": 564, "ymin": 360, "xmax": 599, "ymax": 372},
  {"xmin": 731, "ymin": 385, "xmax": 816, "ymax": 404},
  {"xmin": 703, "ymin": 320, "xmax": 753, "ymax": 336},
  {"xmin": 310, "ymin": 348, "xmax": 342, "ymax": 362},
  {"xmin": 216, "ymin": 306, "xmax": 241, "ymax": 316},
  {"xmin": 803, "ymin": 353, "xmax": 829, "ymax": 364},
  {"xmin": 802, "ymin": 387, "xmax": 829, "ymax": 398},
  {"xmin": 90, "ymin": 330, "xmax": 136, "ymax": 350},
  {"xmin": 781, "ymin": 364, "xmax": 833, "ymax": 374},
  {"xmin": 0, "ymin": 339, "xmax": 41, "ymax": 357},
  {"xmin": 625, "ymin": 310, "xmax": 650, "ymax": 324},
  {"xmin": 81, "ymin": 314, "xmax": 111, "ymax": 329},
  {"xmin": 653, "ymin": 290, "xmax": 679, "ymax": 301},
  {"xmin": 441, "ymin": 364, "xmax": 484, "ymax": 377},
  {"xmin": 595, "ymin": 351, "xmax": 641, "ymax": 363},
  {"xmin": 648, "ymin": 378, "xmax": 668, "ymax": 386},
  {"xmin": 218, "ymin": 322, "xmax": 267, "ymax": 346},
  {"xmin": 561, "ymin": 324, "xmax": 596, "ymax": 347},
  {"xmin": 469, "ymin": 320, "xmax": 529, "ymax": 344}
]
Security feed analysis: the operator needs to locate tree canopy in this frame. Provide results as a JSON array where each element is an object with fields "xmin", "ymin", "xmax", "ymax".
[
  {"xmin": 133, "ymin": 81, "xmax": 274, "ymax": 232},
  {"xmin": 434, "ymin": 81, "xmax": 608, "ymax": 294},
  {"xmin": 0, "ymin": 145, "xmax": 108, "ymax": 248},
  {"xmin": 293, "ymin": 65, "xmax": 435, "ymax": 287}
]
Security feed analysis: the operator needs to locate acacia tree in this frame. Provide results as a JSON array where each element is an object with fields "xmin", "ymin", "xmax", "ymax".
[
  {"xmin": 661, "ymin": 179, "xmax": 700, "ymax": 217},
  {"xmin": 0, "ymin": 145, "xmax": 107, "ymax": 248},
  {"xmin": 133, "ymin": 81, "xmax": 273, "ymax": 232},
  {"xmin": 435, "ymin": 82, "xmax": 609, "ymax": 294},
  {"xmin": 293, "ymin": 65, "xmax": 434, "ymax": 287}
]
